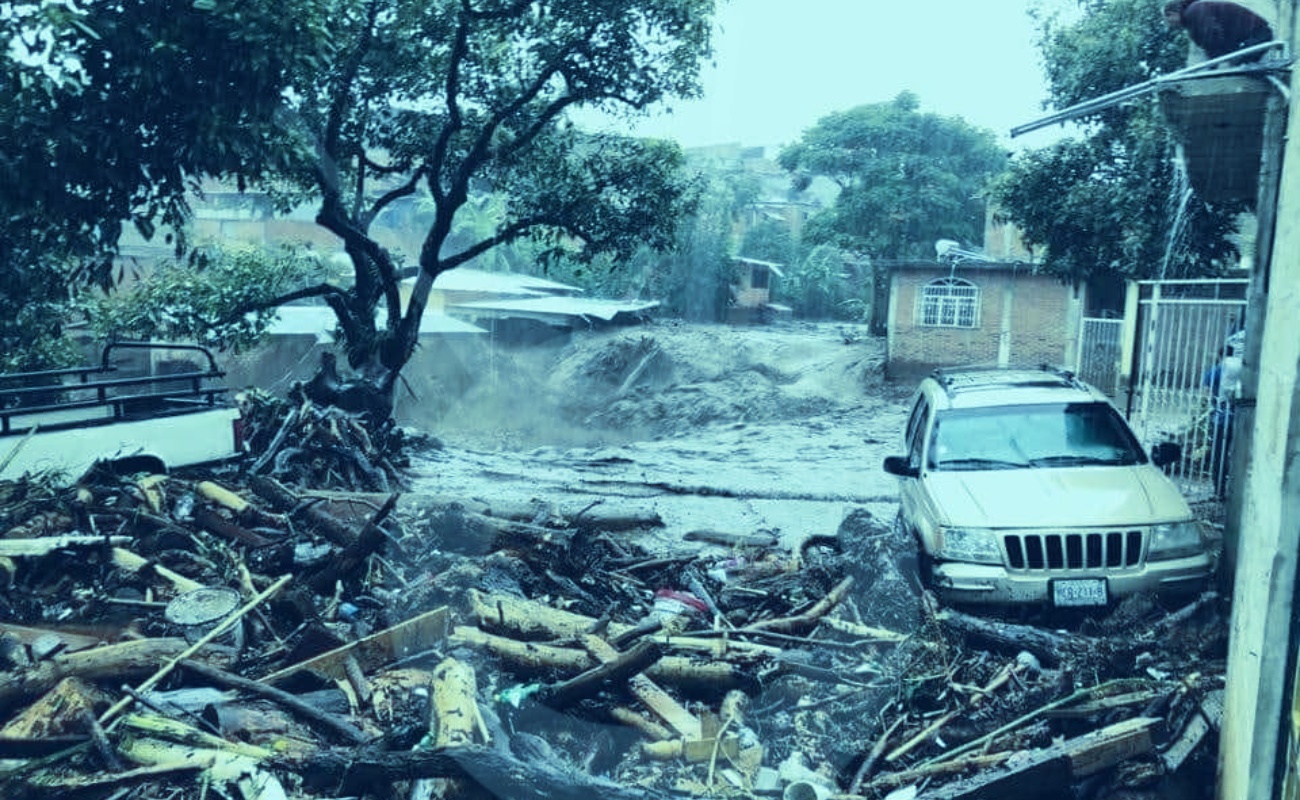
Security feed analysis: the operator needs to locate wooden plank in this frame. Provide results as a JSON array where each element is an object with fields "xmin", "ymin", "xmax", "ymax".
[
  {"xmin": 916, "ymin": 754, "xmax": 1071, "ymax": 800},
  {"xmin": 1043, "ymin": 689, "xmax": 1165, "ymax": 719},
  {"xmin": 1162, "ymin": 690, "xmax": 1224, "ymax": 773},
  {"xmin": 1062, "ymin": 716, "xmax": 1162, "ymax": 777},
  {"xmin": 262, "ymin": 607, "xmax": 449, "ymax": 686},
  {"xmin": 915, "ymin": 717, "xmax": 1162, "ymax": 800},
  {"xmin": 582, "ymin": 635, "xmax": 701, "ymax": 740}
]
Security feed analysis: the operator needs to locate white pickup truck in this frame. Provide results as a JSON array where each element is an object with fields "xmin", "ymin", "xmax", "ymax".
[{"xmin": 0, "ymin": 342, "xmax": 244, "ymax": 483}]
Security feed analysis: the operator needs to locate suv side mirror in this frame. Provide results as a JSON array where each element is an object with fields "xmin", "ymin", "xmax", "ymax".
[
  {"xmin": 883, "ymin": 455, "xmax": 919, "ymax": 478},
  {"xmin": 1150, "ymin": 441, "xmax": 1182, "ymax": 468}
]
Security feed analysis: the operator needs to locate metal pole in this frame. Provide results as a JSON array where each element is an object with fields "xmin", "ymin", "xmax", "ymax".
[{"xmin": 1011, "ymin": 41, "xmax": 1290, "ymax": 138}]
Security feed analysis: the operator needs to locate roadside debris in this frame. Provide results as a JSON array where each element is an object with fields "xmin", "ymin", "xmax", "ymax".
[{"xmin": 0, "ymin": 410, "xmax": 1229, "ymax": 800}]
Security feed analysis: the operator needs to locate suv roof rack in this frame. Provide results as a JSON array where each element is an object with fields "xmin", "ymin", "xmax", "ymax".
[{"xmin": 929, "ymin": 364, "xmax": 1086, "ymax": 398}]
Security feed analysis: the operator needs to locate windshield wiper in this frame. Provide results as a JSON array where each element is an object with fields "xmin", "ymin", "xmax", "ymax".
[
  {"xmin": 1029, "ymin": 455, "xmax": 1125, "ymax": 467},
  {"xmin": 935, "ymin": 457, "xmax": 1031, "ymax": 471}
]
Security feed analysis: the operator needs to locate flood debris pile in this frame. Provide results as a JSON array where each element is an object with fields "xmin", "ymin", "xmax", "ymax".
[
  {"xmin": 0, "ymin": 458, "xmax": 1229, "ymax": 799},
  {"xmin": 237, "ymin": 387, "xmax": 421, "ymax": 493}
]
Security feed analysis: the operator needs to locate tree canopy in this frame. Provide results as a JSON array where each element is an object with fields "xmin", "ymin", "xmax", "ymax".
[
  {"xmin": 990, "ymin": 0, "xmax": 1242, "ymax": 287},
  {"xmin": 3, "ymin": 0, "xmax": 715, "ymax": 398},
  {"xmin": 1, "ymin": 0, "xmax": 327, "ymax": 367},
  {"xmin": 275, "ymin": 0, "xmax": 712, "ymax": 392},
  {"xmin": 776, "ymin": 92, "xmax": 1007, "ymax": 261}
]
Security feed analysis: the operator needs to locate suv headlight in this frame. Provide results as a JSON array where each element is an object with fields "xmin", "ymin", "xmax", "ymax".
[
  {"xmin": 1148, "ymin": 521, "xmax": 1205, "ymax": 561},
  {"xmin": 937, "ymin": 527, "xmax": 1003, "ymax": 564}
]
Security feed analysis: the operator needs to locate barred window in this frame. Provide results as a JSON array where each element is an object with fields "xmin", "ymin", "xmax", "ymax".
[{"xmin": 919, "ymin": 278, "xmax": 980, "ymax": 328}]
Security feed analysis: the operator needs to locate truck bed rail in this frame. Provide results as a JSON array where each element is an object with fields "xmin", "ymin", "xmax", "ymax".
[{"xmin": 0, "ymin": 342, "xmax": 232, "ymax": 436}]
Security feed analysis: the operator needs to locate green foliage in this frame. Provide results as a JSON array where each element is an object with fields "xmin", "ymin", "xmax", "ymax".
[
  {"xmin": 2, "ymin": 0, "xmax": 714, "ymax": 386},
  {"xmin": 780, "ymin": 245, "xmax": 868, "ymax": 321},
  {"xmin": 1038, "ymin": 0, "xmax": 1182, "ymax": 112},
  {"xmin": 1, "ymin": 0, "xmax": 326, "ymax": 278},
  {"xmin": 88, "ymin": 245, "xmax": 328, "ymax": 351},
  {"xmin": 1, "ymin": 0, "xmax": 327, "ymax": 365},
  {"xmin": 778, "ymin": 92, "xmax": 1008, "ymax": 260},
  {"xmin": 740, "ymin": 220, "xmax": 798, "ymax": 267},
  {"xmin": 262, "ymin": 0, "xmax": 715, "ymax": 377},
  {"xmin": 992, "ymin": 0, "xmax": 1243, "ymax": 284},
  {"xmin": 0, "ymin": 262, "xmax": 80, "ymax": 373}
]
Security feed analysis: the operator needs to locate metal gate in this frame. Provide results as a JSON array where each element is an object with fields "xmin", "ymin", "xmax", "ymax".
[
  {"xmin": 1123, "ymin": 279, "xmax": 1249, "ymax": 497},
  {"xmin": 1076, "ymin": 316, "xmax": 1124, "ymax": 398}
]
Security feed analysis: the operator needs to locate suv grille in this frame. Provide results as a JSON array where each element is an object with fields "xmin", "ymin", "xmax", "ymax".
[{"xmin": 1003, "ymin": 530, "xmax": 1143, "ymax": 571}]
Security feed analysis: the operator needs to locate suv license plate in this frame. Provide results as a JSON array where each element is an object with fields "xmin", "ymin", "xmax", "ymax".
[{"xmin": 1053, "ymin": 579, "xmax": 1107, "ymax": 607}]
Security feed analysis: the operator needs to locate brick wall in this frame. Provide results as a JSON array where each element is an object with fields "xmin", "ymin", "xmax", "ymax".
[{"xmin": 887, "ymin": 264, "xmax": 1078, "ymax": 379}]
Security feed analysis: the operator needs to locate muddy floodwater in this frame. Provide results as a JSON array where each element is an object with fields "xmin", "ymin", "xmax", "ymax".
[{"xmin": 405, "ymin": 321, "xmax": 906, "ymax": 551}]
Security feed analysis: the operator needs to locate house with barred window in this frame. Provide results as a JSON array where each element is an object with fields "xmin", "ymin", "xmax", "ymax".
[{"xmin": 883, "ymin": 215, "xmax": 1084, "ymax": 379}]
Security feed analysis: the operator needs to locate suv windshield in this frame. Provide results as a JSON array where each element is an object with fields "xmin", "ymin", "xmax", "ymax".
[{"xmin": 928, "ymin": 402, "xmax": 1145, "ymax": 471}]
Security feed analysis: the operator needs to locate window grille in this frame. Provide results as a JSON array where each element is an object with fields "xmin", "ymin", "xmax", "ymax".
[{"xmin": 919, "ymin": 278, "xmax": 980, "ymax": 328}]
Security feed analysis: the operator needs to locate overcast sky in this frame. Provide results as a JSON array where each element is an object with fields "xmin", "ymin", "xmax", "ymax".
[{"xmin": 581, "ymin": 0, "xmax": 1074, "ymax": 153}]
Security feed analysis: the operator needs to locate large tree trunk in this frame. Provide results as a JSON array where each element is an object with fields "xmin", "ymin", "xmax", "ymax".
[{"xmin": 300, "ymin": 351, "xmax": 397, "ymax": 420}]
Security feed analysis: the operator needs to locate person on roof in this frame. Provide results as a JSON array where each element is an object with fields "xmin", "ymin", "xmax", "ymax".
[{"xmin": 1164, "ymin": 0, "xmax": 1274, "ymax": 61}]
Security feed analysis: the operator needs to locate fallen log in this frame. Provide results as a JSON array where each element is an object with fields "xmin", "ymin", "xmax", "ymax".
[
  {"xmin": 430, "ymin": 658, "xmax": 481, "ymax": 748},
  {"xmin": 540, "ymin": 639, "xmax": 662, "ymax": 709},
  {"xmin": 4, "ymin": 758, "xmax": 204, "ymax": 796},
  {"xmin": 111, "ymin": 548, "xmax": 204, "ymax": 594},
  {"xmin": 0, "ymin": 623, "xmax": 108, "ymax": 656},
  {"xmin": 683, "ymin": 529, "xmax": 780, "ymax": 548},
  {"xmin": 0, "ymin": 677, "xmax": 108, "ymax": 739},
  {"xmin": 449, "ymin": 626, "xmax": 749, "ymax": 693},
  {"xmin": 817, "ymin": 616, "xmax": 908, "ymax": 643},
  {"xmin": 179, "ymin": 659, "xmax": 370, "ymax": 745},
  {"xmin": 282, "ymin": 744, "xmax": 675, "ymax": 799},
  {"xmin": 466, "ymin": 589, "xmax": 774, "ymax": 661},
  {"xmin": 609, "ymin": 706, "xmax": 672, "ymax": 741},
  {"xmin": 640, "ymin": 736, "xmax": 741, "ymax": 763},
  {"xmin": 247, "ymin": 474, "xmax": 360, "ymax": 548},
  {"xmin": 0, "ymin": 535, "xmax": 130, "ymax": 557},
  {"xmin": 117, "ymin": 732, "xmax": 288, "ymax": 800},
  {"xmin": 935, "ymin": 608, "xmax": 1097, "ymax": 668},
  {"xmin": 192, "ymin": 505, "xmax": 274, "ymax": 548},
  {"xmin": 445, "ymin": 506, "xmax": 572, "ymax": 552},
  {"xmin": 467, "ymin": 589, "xmax": 636, "ymax": 640},
  {"xmin": 0, "ymin": 638, "xmax": 229, "ymax": 715},
  {"xmin": 302, "ymin": 491, "xmax": 400, "ymax": 593},
  {"xmin": 583, "ymin": 635, "xmax": 701, "ymax": 740},
  {"xmin": 741, "ymin": 576, "xmax": 854, "ymax": 634},
  {"xmin": 196, "ymin": 479, "xmax": 283, "ymax": 529},
  {"xmin": 118, "ymin": 712, "xmax": 273, "ymax": 759}
]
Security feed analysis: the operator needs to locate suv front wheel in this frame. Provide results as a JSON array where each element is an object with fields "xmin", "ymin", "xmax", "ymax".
[{"xmin": 892, "ymin": 510, "xmax": 933, "ymax": 597}]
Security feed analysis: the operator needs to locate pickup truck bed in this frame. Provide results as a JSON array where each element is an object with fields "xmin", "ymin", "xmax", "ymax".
[{"xmin": 0, "ymin": 342, "xmax": 243, "ymax": 483}]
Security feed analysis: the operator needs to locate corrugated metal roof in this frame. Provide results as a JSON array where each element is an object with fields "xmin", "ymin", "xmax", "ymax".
[
  {"xmin": 413, "ymin": 268, "xmax": 583, "ymax": 295},
  {"xmin": 265, "ymin": 305, "xmax": 485, "ymax": 339},
  {"xmin": 452, "ymin": 295, "xmax": 660, "ymax": 322}
]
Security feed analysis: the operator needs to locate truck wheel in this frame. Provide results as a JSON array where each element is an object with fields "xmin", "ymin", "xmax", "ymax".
[
  {"xmin": 98, "ymin": 455, "xmax": 168, "ymax": 479},
  {"xmin": 892, "ymin": 510, "xmax": 931, "ymax": 596}
]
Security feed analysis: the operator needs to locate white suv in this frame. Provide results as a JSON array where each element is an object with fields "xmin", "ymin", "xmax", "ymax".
[{"xmin": 883, "ymin": 367, "xmax": 1216, "ymax": 607}]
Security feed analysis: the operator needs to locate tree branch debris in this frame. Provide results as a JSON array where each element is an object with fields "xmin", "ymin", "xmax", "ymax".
[{"xmin": 0, "ymin": 418, "xmax": 1229, "ymax": 800}]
